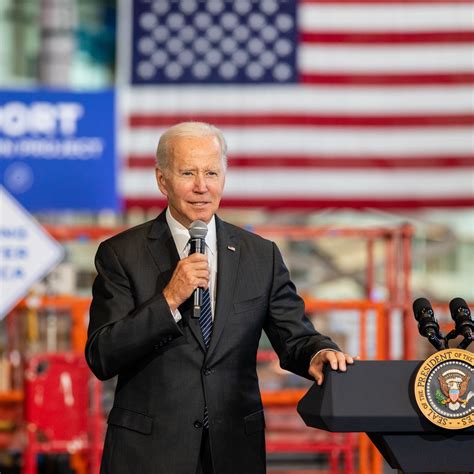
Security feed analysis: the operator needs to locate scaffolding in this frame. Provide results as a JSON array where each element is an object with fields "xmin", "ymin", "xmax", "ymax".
[{"xmin": 0, "ymin": 222, "xmax": 416, "ymax": 473}]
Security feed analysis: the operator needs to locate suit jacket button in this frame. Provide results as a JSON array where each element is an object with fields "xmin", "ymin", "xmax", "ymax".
[
  {"xmin": 204, "ymin": 368, "xmax": 212, "ymax": 376},
  {"xmin": 193, "ymin": 421, "xmax": 203, "ymax": 429}
]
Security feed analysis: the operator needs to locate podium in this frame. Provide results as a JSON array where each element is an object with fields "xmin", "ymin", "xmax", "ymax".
[{"xmin": 297, "ymin": 361, "xmax": 474, "ymax": 473}]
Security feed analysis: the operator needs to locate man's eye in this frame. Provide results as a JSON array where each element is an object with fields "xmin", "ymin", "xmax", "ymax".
[
  {"xmin": 182, "ymin": 171, "xmax": 193, "ymax": 176},
  {"xmin": 207, "ymin": 171, "xmax": 218, "ymax": 176}
]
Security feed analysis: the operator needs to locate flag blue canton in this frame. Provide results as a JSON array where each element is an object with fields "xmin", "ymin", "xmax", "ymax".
[{"xmin": 132, "ymin": 0, "xmax": 297, "ymax": 84}]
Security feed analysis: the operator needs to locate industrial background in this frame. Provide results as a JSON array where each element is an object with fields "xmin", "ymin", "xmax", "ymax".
[{"xmin": 0, "ymin": 0, "xmax": 473, "ymax": 473}]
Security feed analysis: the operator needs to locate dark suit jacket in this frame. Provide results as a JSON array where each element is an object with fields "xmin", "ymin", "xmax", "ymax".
[{"xmin": 86, "ymin": 210, "xmax": 339, "ymax": 474}]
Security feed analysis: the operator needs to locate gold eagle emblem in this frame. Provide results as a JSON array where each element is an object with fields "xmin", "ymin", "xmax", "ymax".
[{"xmin": 438, "ymin": 369, "xmax": 472, "ymax": 410}]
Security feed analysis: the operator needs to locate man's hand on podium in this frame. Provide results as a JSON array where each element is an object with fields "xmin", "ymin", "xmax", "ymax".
[{"xmin": 309, "ymin": 350, "xmax": 357, "ymax": 386}]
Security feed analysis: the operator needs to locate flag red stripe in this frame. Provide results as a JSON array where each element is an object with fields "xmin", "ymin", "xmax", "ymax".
[
  {"xmin": 301, "ymin": 31, "xmax": 474, "ymax": 44},
  {"xmin": 126, "ymin": 155, "xmax": 474, "ymax": 169},
  {"xmin": 129, "ymin": 114, "xmax": 474, "ymax": 127},
  {"xmin": 124, "ymin": 197, "xmax": 474, "ymax": 210},
  {"xmin": 300, "ymin": 73, "xmax": 474, "ymax": 85}
]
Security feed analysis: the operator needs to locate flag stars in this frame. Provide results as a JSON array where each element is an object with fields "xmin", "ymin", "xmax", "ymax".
[
  {"xmin": 221, "ymin": 37, "xmax": 238, "ymax": 55},
  {"xmin": 139, "ymin": 13, "xmax": 157, "ymax": 31},
  {"xmin": 137, "ymin": 61, "xmax": 155, "ymax": 80},
  {"xmin": 138, "ymin": 37, "xmax": 155, "ymax": 55},
  {"xmin": 194, "ymin": 12, "xmax": 212, "ymax": 31},
  {"xmin": 133, "ymin": 1, "xmax": 297, "ymax": 83},
  {"xmin": 192, "ymin": 62, "xmax": 211, "ymax": 80},
  {"xmin": 261, "ymin": 0, "xmax": 279, "ymax": 16},
  {"xmin": 151, "ymin": 50, "xmax": 168, "ymax": 68},
  {"xmin": 179, "ymin": 0, "xmax": 198, "ymax": 15},
  {"xmin": 275, "ymin": 14, "xmax": 294, "ymax": 32},
  {"xmin": 234, "ymin": 0, "xmax": 252, "ymax": 16},
  {"xmin": 167, "ymin": 13, "xmax": 185, "ymax": 32},
  {"xmin": 153, "ymin": 26, "xmax": 169, "ymax": 43},
  {"xmin": 261, "ymin": 25, "xmax": 278, "ymax": 43},
  {"xmin": 221, "ymin": 13, "xmax": 239, "ymax": 31},
  {"xmin": 179, "ymin": 25, "xmax": 196, "ymax": 43},
  {"xmin": 151, "ymin": 1, "xmax": 169, "ymax": 16},
  {"xmin": 167, "ymin": 38, "xmax": 184, "ymax": 56},
  {"xmin": 219, "ymin": 62, "xmax": 237, "ymax": 80}
]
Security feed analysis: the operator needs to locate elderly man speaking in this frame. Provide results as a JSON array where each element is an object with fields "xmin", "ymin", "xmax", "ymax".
[{"xmin": 86, "ymin": 122, "xmax": 354, "ymax": 474}]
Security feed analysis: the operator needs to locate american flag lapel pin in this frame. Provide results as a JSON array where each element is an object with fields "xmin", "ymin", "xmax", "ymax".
[{"xmin": 227, "ymin": 245, "xmax": 236, "ymax": 252}]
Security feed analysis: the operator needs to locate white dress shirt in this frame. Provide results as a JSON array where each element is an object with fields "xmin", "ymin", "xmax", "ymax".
[{"xmin": 166, "ymin": 208, "xmax": 217, "ymax": 323}]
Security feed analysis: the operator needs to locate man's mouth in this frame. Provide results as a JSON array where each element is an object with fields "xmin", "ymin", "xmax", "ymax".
[{"xmin": 189, "ymin": 201, "xmax": 210, "ymax": 207}]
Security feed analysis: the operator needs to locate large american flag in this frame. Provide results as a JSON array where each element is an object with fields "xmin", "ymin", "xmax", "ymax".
[{"xmin": 119, "ymin": 0, "xmax": 474, "ymax": 209}]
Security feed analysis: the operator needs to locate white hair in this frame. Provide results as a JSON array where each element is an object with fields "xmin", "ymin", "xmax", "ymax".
[{"xmin": 156, "ymin": 122, "xmax": 228, "ymax": 173}]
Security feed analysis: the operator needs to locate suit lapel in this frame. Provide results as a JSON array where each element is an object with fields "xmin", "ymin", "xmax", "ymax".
[
  {"xmin": 207, "ymin": 217, "xmax": 240, "ymax": 359},
  {"xmin": 147, "ymin": 210, "xmax": 206, "ymax": 352},
  {"xmin": 147, "ymin": 211, "xmax": 180, "ymax": 279}
]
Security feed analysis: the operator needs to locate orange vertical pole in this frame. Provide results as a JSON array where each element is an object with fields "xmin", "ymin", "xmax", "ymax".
[
  {"xmin": 402, "ymin": 224, "xmax": 415, "ymax": 360},
  {"xmin": 371, "ymin": 442, "xmax": 384, "ymax": 474},
  {"xmin": 392, "ymin": 230, "xmax": 402, "ymax": 306},
  {"xmin": 359, "ymin": 309, "xmax": 367, "ymax": 360},
  {"xmin": 366, "ymin": 238, "xmax": 375, "ymax": 300},
  {"xmin": 360, "ymin": 431, "xmax": 383, "ymax": 474},
  {"xmin": 70, "ymin": 453, "xmax": 87, "ymax": 474},
  {"xmin": 358, "ymin": 433, "xmax": 370, "ymax": 474},
  {"xmin": 71, "ymin": 300, "xmax": 89, "ymax": 353},
  {"xmin": 365, "ymin": 238, "xmax": 375, "ymax": 361},
  {"xmin": 384, "ymin": 235, "xmax": 395, "ymax": 359},
  {"xmin": 375, "ymin": 303, "xmax": 387, "ymax": 360}
]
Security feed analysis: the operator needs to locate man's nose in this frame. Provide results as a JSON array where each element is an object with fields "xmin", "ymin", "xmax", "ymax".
[{"xmin": 193, "ymin": 174, "xmax": 207, "ymax": 192}]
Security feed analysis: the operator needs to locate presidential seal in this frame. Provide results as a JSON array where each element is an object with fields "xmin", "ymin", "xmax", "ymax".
[{"xmin": 414, "ymin": 349, "xmax": 474, "ymax": 429}]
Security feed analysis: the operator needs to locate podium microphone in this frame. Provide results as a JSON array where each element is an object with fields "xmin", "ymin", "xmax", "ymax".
[
  {"xmin": 189, "ymin": 220, "xmax": 208, "ymax": 319},
  {"xmin": 448, "ymin": 297, "xmax": 474, "ymax": 349},
  {"xmin": 412, "ymin": 298, "xmax": 445, "ymax": 350}
]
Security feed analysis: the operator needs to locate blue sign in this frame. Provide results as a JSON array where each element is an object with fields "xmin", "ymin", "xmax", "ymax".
[{"xmin": 0, "ymin": 89, "xmax": 118, "ymax": 211}]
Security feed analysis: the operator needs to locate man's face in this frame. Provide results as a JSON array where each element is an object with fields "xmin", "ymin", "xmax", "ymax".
[{"xmin": 156, "ymin": 135, "xmax": 226, "ymax": 228}]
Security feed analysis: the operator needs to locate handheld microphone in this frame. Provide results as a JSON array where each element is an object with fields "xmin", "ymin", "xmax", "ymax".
[
  {"xmin": 449, "ymin": 297, "xmax": 474, "ymax": 343},
  {"xmin": 189, "ymin": 220, "xmax": 208, "ymax": 319},
  {"xmin": 412, "ymin": 298, "xmax": 445, "ymax": 350}
]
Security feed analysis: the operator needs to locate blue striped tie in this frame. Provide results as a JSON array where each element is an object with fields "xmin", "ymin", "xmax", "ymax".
[
  {"xmin": 199, "ymin": 287, "xmax": 213, "ymax": 347},
  {"xmin": 199, "ymin": 288, "xmax": 213, "ymax": 428}
]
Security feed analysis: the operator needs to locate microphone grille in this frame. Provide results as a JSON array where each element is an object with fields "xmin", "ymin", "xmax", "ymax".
[
  {"xmin": 449, "ymin": 297, "xmax": 468, "ymax": 315},
  {"xmin": 189, "ymin": 220, "xmax": 208, "ymax": 239},
  {"xmin": 413, "ymin": 297, "xmax": 432, "ymax": 319}
]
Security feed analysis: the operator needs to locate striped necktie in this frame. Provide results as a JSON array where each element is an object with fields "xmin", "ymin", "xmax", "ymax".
[
  {"xmin": 187, "ymin": 237, "xmax": 213, "ymax": 428},
  {"xmin": 200, "ymin": 287, "xmax": 213, "ymax": 428},
  {"xmin": 199, "ymin": 287, "xmax": 213, "ymax": 347}
]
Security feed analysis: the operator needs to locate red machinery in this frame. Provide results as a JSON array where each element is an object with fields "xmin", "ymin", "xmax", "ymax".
[{"xmin": 23, "ymin": 353, "xmax": 103, "ymax": 474}]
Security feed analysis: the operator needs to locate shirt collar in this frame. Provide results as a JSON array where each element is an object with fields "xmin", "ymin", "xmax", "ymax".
[{"xmin": 166, "ymin": 208, "xmax": 216, "ymax": 257}]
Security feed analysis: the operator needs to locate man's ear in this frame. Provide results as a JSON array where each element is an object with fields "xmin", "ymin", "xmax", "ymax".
[{"xmin": 155, "ymin": 168, "xmax": 168, "ymax": 197}]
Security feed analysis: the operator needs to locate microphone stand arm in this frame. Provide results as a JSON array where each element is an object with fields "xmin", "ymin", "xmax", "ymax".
[
  {"xmin": 444, "ymin": 328, "xmax": 473, "ymax": 349},
  {"xmin": 458, "ymin": 336, "xmax": 473, "ymax": 350},
  {"xmin": 426, "ymin": 333, "xmax": 448, "ymax": 351}
]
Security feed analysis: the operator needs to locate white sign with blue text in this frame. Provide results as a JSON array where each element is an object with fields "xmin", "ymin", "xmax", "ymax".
[{"xmin": 0, "ymin": 186, "xmax": 64, "ymax": 318}]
